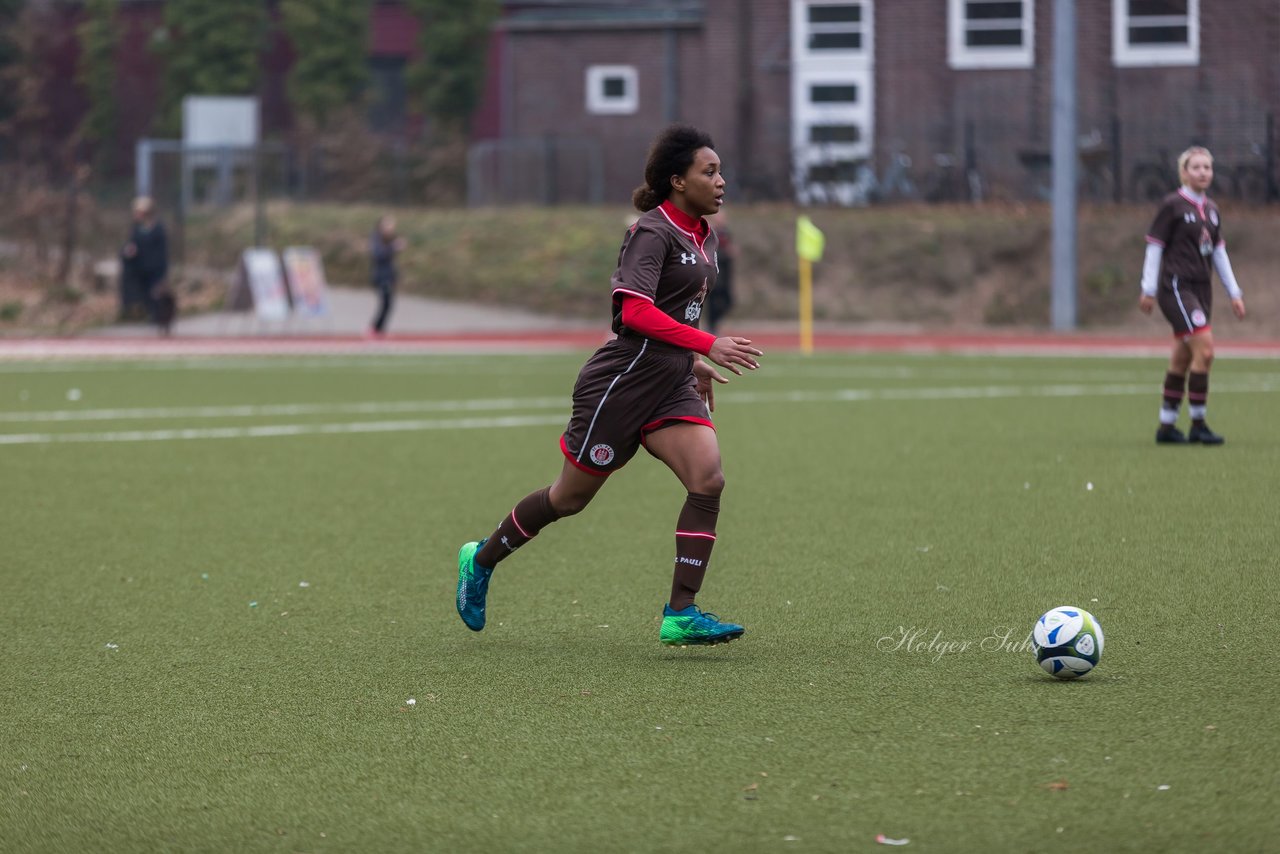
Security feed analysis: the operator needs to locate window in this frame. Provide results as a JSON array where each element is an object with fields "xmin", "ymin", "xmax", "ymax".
[
  {"xmin": 585, "ymin": 65, "xmax": 638, "ymax": 115},
  {"xmin": 810, "ymin": 124, "xmax": 861, "ymax": 144},
  {"xmin": 948, "ymin": 0, "xmax": 1034, "ymax": 69},
  {"xmin": 810, "ymin": 83, "xmax": 858, "ymax": 104},
  {"xmin": 1113, "ymin": 0, "xmax": 1199, "ymax": 66},
  {"xmin": 803, "ymin": 2, "xmax": 867, "ymax": 54}
]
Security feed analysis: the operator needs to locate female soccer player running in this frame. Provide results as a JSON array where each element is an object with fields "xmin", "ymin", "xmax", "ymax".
[
  {"xmin": 1139, "ymin": 146, "xmax": 1247, "ymax": 445},
  {"xmin": 455, "ymin": 124, "xmax": 762, "ymax": 645}
]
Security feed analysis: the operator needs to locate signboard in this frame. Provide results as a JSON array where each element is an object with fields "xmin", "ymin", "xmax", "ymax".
[
  {"xmin": 183, "ymin": 96, "xmax": 259, "ymax": 148},
  {"xmin": 282, "ymin": 247, "xmax": 330, "ymax": 317},
  {"xmin": 239, "ymin": 249, "xmax": 290, "ymax": 321}
]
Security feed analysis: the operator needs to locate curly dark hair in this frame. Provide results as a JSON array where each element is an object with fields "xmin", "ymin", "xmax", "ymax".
[{"xmin": 631, "ymin": 124, "xmax": 716, "ymax": 212}]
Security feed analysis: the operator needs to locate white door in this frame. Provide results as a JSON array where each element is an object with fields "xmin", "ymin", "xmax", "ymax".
[{"xmin": 791, "ymin": 0, "xmax": 874, "ymax": 205}]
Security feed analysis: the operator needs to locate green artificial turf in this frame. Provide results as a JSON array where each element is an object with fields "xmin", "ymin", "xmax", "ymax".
[{"xmin": 1, "ymin": 351, "xmax": 1278, "ymax": 853}]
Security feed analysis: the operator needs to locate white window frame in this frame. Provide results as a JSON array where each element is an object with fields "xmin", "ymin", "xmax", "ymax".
[
  {"xmin": 948, "ymin": 0, "xmax": 1034, "ymax": 70},
  {"xmin": 794, "ymin": 1, "xmax": 871, "ymax": 61},
  {"xmin": 1112, "ymin": 0, "xmax": 1199, "ymax": 67},
  {"xmin": 585, "ymin": 65, "xmax": 638, "ymax": 115}
]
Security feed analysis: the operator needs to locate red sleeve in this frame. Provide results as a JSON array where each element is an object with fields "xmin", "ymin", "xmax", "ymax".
[{"xmin": 620, "ymin": 296, "xmax": 716, "ymax": 356}]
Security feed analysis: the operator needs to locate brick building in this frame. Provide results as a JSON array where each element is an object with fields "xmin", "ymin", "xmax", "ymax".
[
  {"xmin": 26, "ymin": 0, "xmax": 1280, "ymax": 205},
  {"xmin": 486, "ymin": 0, "xmax": 1280, "ymax": 205}
]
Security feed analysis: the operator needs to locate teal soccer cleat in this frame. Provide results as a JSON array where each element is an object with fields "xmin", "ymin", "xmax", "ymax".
[
  {"xmin": 456, "ymin": 540, "xmax": 493, "ymax": 631},
  {"xmin": 659, "ymin": 604, "xmax": 745, "ymax": 646}
]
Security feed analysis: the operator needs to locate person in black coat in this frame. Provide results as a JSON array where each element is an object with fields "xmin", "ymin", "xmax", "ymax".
[
  {"xmin": 369, "ymin": 215, "xmax": 406, "ymax": 337},
  {"xmin": 121, "ymin": 196, "xmax": 174, "ymax": 335}
]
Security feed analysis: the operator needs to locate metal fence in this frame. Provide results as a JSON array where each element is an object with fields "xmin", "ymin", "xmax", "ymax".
[
  {"xmin": 467, "ymin": 137, "xmax": 605, "ymax": 206},
  {"xmin": 797, "ymin": 113, "xmax": 1278, "ymax": 208}
]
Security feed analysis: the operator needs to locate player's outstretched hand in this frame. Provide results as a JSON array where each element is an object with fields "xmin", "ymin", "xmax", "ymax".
[
  {"xmin": 708, "ymin": 336, "xmax": 762, "ymax": 376},
  {"xmin": 1138, "ymin": 294, "xmax": 1155, "ymax": 315},
  {"xmin": 1231, "ymin": 297, "xmax": 1246, "ymax": 319}
]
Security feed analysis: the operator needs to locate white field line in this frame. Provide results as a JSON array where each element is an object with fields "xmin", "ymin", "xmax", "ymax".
[
  {"xmin": 0, "ymin": 396, "xmax": 567, "ymax": 423},
  {"xmin": 1, "ymin": 379, "xmax": 1277, "ymax": 446},
  {"xmin": 0, "ymin": 340, "xmax": 586, "ymax": 362},
  {"xmin": 0, "ymin": 355, "xmax": 572, "ymax": 375},
  {"xmin": 0, "ymin": 414, "xmax": 569, "ymax": 446}
]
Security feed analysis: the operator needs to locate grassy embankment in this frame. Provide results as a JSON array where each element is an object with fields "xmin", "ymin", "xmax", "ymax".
[
  {"xmin": 195, "ymin": 201, "xmax": 1279, "ymax": 331},
  {"xmin": 4, "ymin": 202, "xmax": 1277, "ymax": 334}
]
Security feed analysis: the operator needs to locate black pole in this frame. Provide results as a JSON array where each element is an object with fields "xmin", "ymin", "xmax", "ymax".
[
  {"xmin": 1266, "ymin": 112, "xmax": 1278, "ymax": 203},
  {"xmin": 735, "ymin": 0, "xmax": 754, "ymax": 200},
  {"xmin": 964, "ymin": 119, "xmax": 977, "ymax": 201},
  {"xmin": 1111, "ymin": 115, "xmax": 1122, "ymax": 204},
  {"xmin": 253, "ymin": 144, "xmax": 265, "ymax": 247},
  {"xmin": 543, "ymin": 134, "xmax": 558, "ymax": 206}
]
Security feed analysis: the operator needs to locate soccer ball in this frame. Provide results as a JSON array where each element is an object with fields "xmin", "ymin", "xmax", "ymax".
[{"xmin": 1033, "ymin": 606, "xmax": 1104, "ymax": 679}]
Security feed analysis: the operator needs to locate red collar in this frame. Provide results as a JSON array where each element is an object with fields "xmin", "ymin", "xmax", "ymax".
[{"xmin": 659, "ymin": 200, "xmax": 708, "ymax": 239}]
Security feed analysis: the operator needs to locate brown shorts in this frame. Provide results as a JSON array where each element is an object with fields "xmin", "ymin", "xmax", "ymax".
[
  {"xmin": 559, "ymin": 335, "xmax": 713, "ymax": 476},
  {"xmin": 1157, "ymin": 276, "xmax": 1212, "ymax": 339}
]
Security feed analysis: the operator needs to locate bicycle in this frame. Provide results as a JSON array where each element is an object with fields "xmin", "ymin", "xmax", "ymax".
[{"xmin": 918, "ymin": 153, "xmax": 983, "ymax": 203}]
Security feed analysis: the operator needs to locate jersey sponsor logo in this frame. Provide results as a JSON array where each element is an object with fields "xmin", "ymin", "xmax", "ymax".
[
  {"xmin": 588, "ymin": 443, "xmax": 615, "ymax": 465},
  {"xmin": 679, "ymin": 251, "xmax": 697, "ymax": 265},
  {"xmin": 1191, "ymin": 309, "xmax": 1207, "ymax": 327}
]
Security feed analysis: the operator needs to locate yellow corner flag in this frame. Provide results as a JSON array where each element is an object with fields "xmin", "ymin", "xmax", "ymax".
[
  {"xmin": 796, "ymin": 215, "xmax": 825, "ymax": 262},
  {"xmin": 795, "ymin": 216, "xmax": 824, "ymax": 355}
]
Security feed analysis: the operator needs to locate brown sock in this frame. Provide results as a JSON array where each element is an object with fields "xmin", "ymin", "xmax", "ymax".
[
  {"xmin": 476, "ymin": 487, "xmax": 561, "ymax": 569},
  {"xmin": 669, "ymin": 492, "xmax": 720, "ymax": 610},
  {"xmin": 1160, "ymin": 371, "xmax": 1185, "ymax": 427},
  {"xmin": 1188, "ymin": 371, "xmax": 1209, "ymax": 426}
]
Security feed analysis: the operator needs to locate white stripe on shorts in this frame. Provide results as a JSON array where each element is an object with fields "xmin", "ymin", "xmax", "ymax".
[{"xmin": 576, "ymin": 340, "xmax": 647, "ymax": 463}]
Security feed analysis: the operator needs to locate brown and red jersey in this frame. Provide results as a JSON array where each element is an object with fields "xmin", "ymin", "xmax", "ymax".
[
  {"xmin": 610, "ymin": 200, "xmax": 720, "ymax": 340},
  {"xmin": 1145, "ymin": 188, "xmax": 1224, "ymax": 288}
]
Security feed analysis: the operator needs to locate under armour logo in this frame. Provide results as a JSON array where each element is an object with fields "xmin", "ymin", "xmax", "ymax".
[
  {"xmin": 679, "ymin": 252, "xmax": 697, "ymax": 265},
  {"xmin": 685, "ymin": 301, "xmax": 702, "ymax": 321}
]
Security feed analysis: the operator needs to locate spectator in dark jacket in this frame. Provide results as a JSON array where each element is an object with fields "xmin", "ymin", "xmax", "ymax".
[
  {"xmin": 369, "ymin": 215, "xmax": 406, "ymax": 338},
  {"xmin": 121, "ymin": 196, "xmax": 173, "ymax": 335}
]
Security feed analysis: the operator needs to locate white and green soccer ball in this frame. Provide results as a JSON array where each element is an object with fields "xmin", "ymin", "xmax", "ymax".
[{"xmin": 1033, "ymin": 606, "xmax": 1104, "ymax": 679}]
